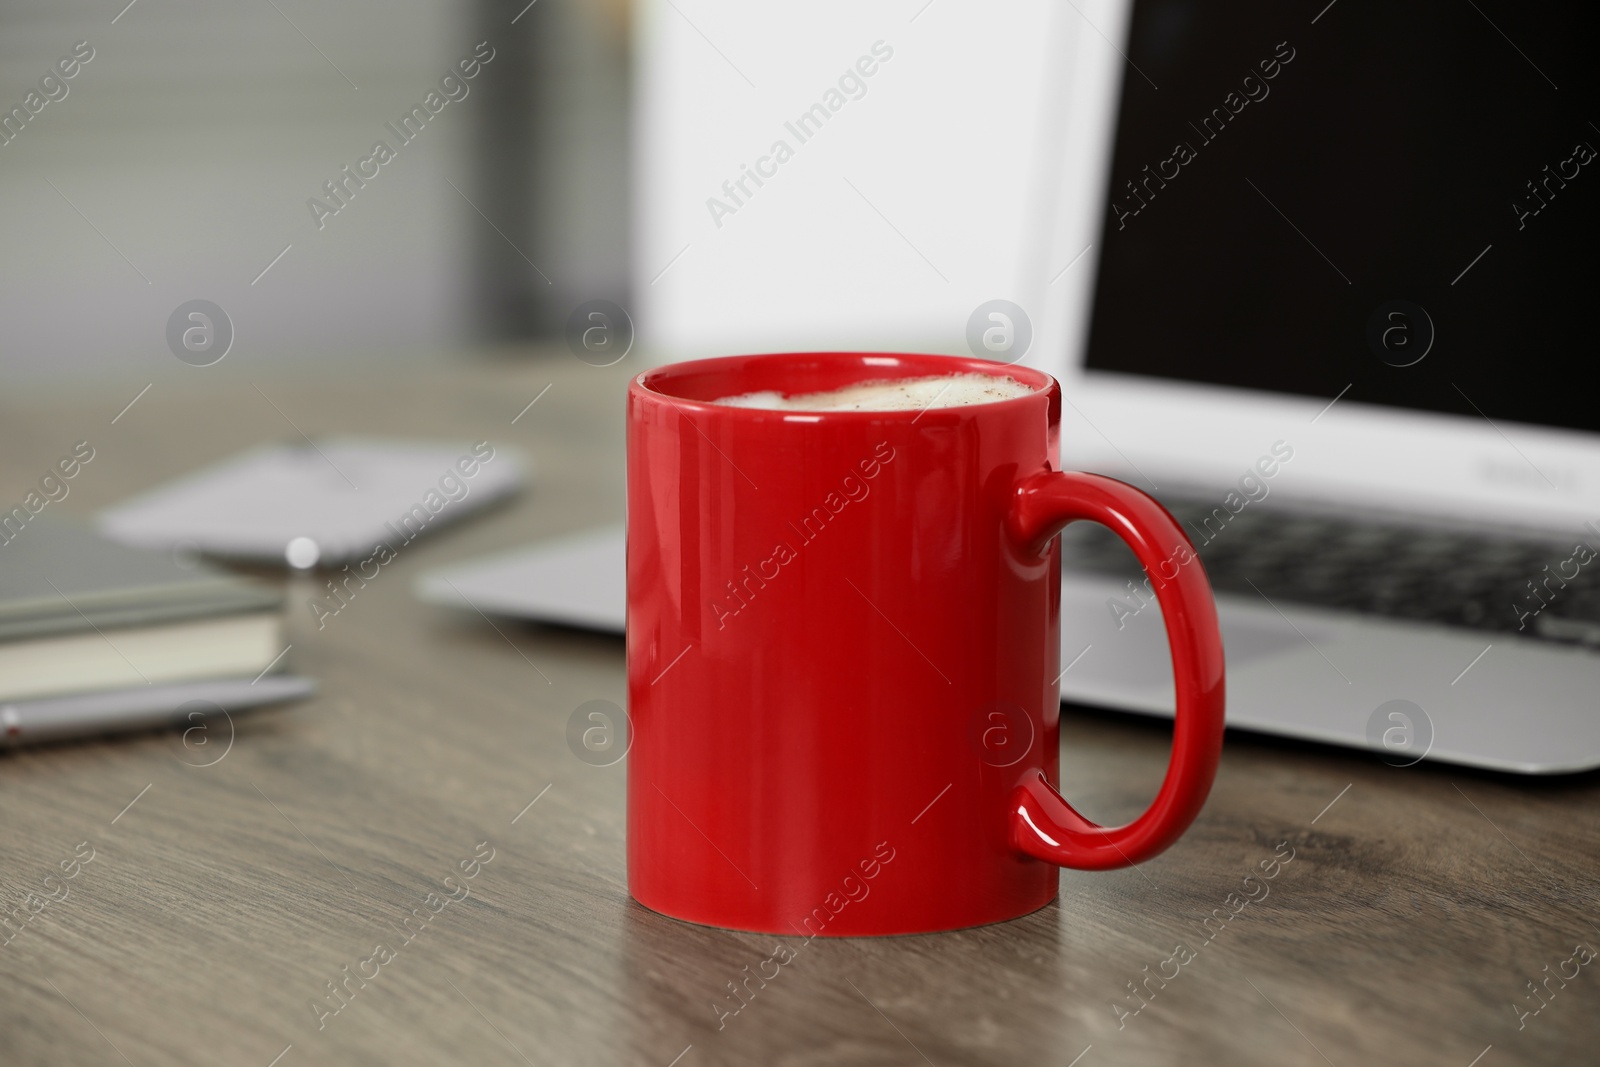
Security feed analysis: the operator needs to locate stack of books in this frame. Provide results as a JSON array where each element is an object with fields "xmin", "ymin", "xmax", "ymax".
[{"xmin": 0, "ymin": 519, "xmax": 298, "ymax": 747}]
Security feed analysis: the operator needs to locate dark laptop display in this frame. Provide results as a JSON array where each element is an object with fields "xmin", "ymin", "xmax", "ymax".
[{"xmin": 1083, "ymin": 0, "xmax": 1598, "ymax": 435}]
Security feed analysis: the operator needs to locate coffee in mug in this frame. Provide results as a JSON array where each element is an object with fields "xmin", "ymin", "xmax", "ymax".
[{"xmin": 714, "ymin": 372, "xmax": 1034, "ymax": 412}]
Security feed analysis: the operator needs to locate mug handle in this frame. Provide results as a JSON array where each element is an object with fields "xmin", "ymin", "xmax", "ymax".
[{"xmin": 1005, "ymin": 471, "xmax": 1226, "ymax": 870}]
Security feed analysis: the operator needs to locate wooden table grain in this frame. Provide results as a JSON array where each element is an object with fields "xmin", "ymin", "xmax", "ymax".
[{"xmin": 2, "ymin": 352, "xmax": 1597, "ymax": 1067}]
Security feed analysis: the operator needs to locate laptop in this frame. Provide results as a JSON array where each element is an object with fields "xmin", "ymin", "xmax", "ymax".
[{"xmin": 421, "ymin": 0, "xmax": 1600, "ymax": 773}]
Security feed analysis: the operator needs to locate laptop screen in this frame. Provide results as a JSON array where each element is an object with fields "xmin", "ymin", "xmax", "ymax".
[{"xmin": 1083, "ymin": 0, "xmax": 1597, "ymax": 435}]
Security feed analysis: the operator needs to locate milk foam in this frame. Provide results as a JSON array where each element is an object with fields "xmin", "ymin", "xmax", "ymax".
[{"xmin": 714, "ymin": 373, "xmax": 1033, "ymax": 412}]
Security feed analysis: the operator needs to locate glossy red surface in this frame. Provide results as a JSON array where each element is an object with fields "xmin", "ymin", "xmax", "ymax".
[{"xmin": 626, "ymin": 352, "xmax": 1225, "ymax": 935}]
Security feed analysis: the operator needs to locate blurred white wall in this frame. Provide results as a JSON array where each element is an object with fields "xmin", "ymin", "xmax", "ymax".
[{"xmin": 632, "ymin": 0, "xmax": 1129, "ymax": 377}]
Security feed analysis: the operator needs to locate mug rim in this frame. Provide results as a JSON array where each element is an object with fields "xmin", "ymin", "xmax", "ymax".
[{"xmin": 632, "ymin": 351, "xmax": 1057, "ymax": 419}]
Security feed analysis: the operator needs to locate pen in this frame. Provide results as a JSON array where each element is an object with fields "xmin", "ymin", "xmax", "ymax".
[{"xmin": 0, "ymin": 676, "xmax": 315, "ymax": 748}]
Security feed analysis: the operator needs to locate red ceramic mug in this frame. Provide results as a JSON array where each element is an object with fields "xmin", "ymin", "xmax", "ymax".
[{"xmin": 626, "ymin": 352, "xmax": 1225, "ymax": 935}]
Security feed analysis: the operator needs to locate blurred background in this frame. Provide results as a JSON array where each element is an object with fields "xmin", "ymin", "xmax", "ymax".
[
  {"xmin": 0, "ymin": 0, "xmax": 633, "ymax": 381},
  {"xmin": 3, "ymin": 0, "xmax": 1594, "ymax": 516},
  {"xmin": 0, "ymin": 0, "xmax": 1079, "ymax": 386}
]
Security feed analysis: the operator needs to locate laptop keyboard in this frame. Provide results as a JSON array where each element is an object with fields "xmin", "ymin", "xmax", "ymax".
[{"xmin": 1060, "ymin": 498, "xmax": 1600, "ymax": 648}]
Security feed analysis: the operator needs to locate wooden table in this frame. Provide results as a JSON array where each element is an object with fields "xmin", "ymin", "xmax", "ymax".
[{"xmin": 2, "ymin": 352, "xmax": 1597, "ymax": 1067}]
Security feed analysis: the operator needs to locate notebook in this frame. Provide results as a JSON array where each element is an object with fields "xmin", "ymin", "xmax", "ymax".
[{"xmin": 0, "ymin": 519, "xmax": 284, "ymax": 702}]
